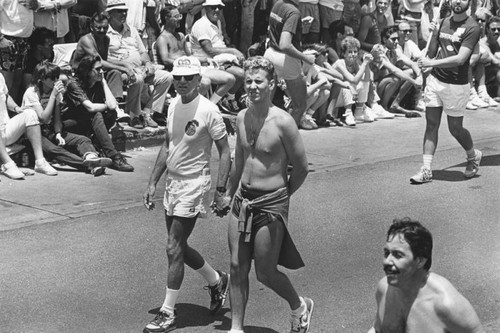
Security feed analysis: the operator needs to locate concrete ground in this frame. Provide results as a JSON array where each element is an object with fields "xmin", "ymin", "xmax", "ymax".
[{"xmin": 0, "ymin": 106, "xmax": 499, "ymax": 332}]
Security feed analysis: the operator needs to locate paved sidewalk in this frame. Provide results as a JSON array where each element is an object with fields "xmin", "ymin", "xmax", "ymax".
[{"xmin": 0, "ymin": 106, "xmax": 499, "ymax": 232}]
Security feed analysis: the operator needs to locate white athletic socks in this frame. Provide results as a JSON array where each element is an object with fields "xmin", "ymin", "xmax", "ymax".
[
  {"xmin": 212, "ymin": 93, "xmax": 223, "ymax": 104},
  {"xmin": 291, "ymin": 296, "xmax": 307, "ymax": 317},
  {"xmin": 227, "ymin": 93, "xmax": 235, "ymax": 101},
  {"xmin": 196, "ymin": 261, "xmax": 220, "ymax": 286},
  {"xmin": 423, "ymin": 154, "xmax": 433, "ymax": 170},
  {"xmin": 160, "ymin": 287, "xmax": 179, "ymax": 315},
  {"xmin": 228, "ymin": 330, "xmax": 245, "ymax": 333}
]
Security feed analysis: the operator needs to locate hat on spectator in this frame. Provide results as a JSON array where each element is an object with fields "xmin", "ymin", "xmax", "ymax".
[
  {"xmin": 106, "ymin": 0, "xmax": 128, "ymax": 11},
  {"xmin": 203, "ymin": 0, "xmax": 225, "ymax": 6},
  {"xmin": 172, "ymin": 56, "xmax": 201, "ymax": 75}
]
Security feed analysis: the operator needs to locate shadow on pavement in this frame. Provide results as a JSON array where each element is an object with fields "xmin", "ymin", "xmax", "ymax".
[
  {"xmin": 432, "ymin": 169, "xmax": 476, "ymax": 182},
  {"xmin": 447, "ymin": 153, "xmax": 500, "ymax": 169},
  {"xmin": 241, "ymin": 327, "xmax": 279, "ymax": 333},
  {"xmin": 147, "ymin": 304, "xmax": 231, "ymax": 330}
]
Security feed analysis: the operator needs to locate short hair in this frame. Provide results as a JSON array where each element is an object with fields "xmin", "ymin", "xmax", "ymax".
[
  {"xmin": 387, "ymin": 217, "xmax": 433, "ymax": 271},
  {"xmin": 340, "ymin": 36, "xmax": 361, "ymax": 53},
  {"xmin": 381, "ymin": 25, "xmax": 399, "ymax": 42},
  {"xmin": 28, "ymin": 27, "xmax": 56, "ymax": 47},
  {"xmin": 243, "ymin": 56, "xmax": 275, "ymax": 80},
  {"xmin": 486, "ymin": 15, "xmax": 500, "ymax": 30},
  {"xmin": 160, "ymin": 5, "xmax": 179, "ymax": 26},
  {"xmin": 302, "ymin": 43, "xmax": 328, "ymax": 55},
  {"xmin": 328, "ymin": 20, "xmax": 348, "ymax": 39},
  {"xmin": 91, "ymin": 11, "xmax": 110, "ymax": 25},
  {"xmin": 32, "ymin": 60, "xmax": 61, "ymax": 93},
  {"xmin": 76, "ymin": 55, "xmax": 101, "ymax": 87}
]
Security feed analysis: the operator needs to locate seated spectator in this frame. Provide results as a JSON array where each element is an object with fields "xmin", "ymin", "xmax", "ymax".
[
  {"xmin": 63, "ymin": 55, "xmax": 134, "ymax": 172},
  {"xmin": 370, "ymin": 26, "xmax": 423, "ymax": 117},
  {"xmin": 327, "ymin": 20, "xmax": 355, "ymax": 64},
  {"xmin": 190, "ymin": 0, "xmax": 245, "ymax": 113},
  {"xmin": 67, "ymin": 0, "xmax": 107, "ymax": 42},
  {"xmin": 398, "ymin": 0, "xmax": 427, "ymax": 48},
  {"xmin": 23, "ymin": 61, "xmax": 112, "ymax": 176},
  {"xmin": 318, "ymin": 0, "xmax": 344, "ymax": 44},
  {"xmin": 357, "ymin": 0, "xmax": 382, "ymax": 52},
  {"xmin": 106, "ymin": 0, "xmax": 173, "ymax": 129},
  {"xmin": 24, "ymin": 28, "xmax": 56, "ymax": 92},
  {"xmin": 72, "ymin": 11, "xmax": 131, "ymax": 123},
  {"xmin": 155, "ymin": 5, "xmax": 238, "ymax": 114},
  {"xmin": 397, "ymin": 21, "xmax": 424, "ymax": 61},
  {"xmin": 0, "ymin": 72, "xmax": 58, "ymax": 177},
  {"xmin": 467, "ymin": 9, "xmax": 498, "ymax": 108},
  {"xmin": 301, "ymin": 47, "xmax": 332, "ymax": 128}
]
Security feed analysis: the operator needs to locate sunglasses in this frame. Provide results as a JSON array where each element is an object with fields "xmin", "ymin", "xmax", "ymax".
[
  {"xmin": 399, "ymin": 29, "xmax": 412, "ymax": 33},
  {"xmin": 389, "ymin": 37, "xmax": 399, "ymax": 41},
  {"xmin": 477, "ymin": 18, "xmax": 486, "ymax": 23},
  {"xmin": 490, "ymin": 27, "xmax": 500, "ymax": 32},
  {"xmin": 169, "ymin": 13, "xmax": 183, "ymax": 20},
  {"xmin": 207, "ymin": 5, "xmax": 223, "ymax": 10},
  {"xmin": 173, "ymin": 74, "xmax": 195, "ymax": 81}
]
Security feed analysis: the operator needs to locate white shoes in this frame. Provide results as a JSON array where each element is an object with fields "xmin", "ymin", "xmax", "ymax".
[
  {"xmin": 478, "ymin": 91, "xmax": 499, "ymax": 107},
  {"xmin": 34, "ymin": 158, "xmax": 58, "ymax": 176},
  {"xmin": 469, "ymin": 95, "xmax": 489, "ymax": 108},
  {"xmin": 371, "ymin": 103, "xmax": 395, "ymax": 119},
  {"xmin": 344, "ymin": 110, "xmax": 356, "ymax": 126}
]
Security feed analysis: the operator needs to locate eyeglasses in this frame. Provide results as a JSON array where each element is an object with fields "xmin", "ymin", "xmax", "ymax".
[
  {"xmin": 389, "ymin": 37, "xmax": 399, "ymax": 41},
  {"xmin": 477, "ymin": 18, "xmax": 486, "ymax": 23},
  {"xmin": 490, "ymin": 27, "xmax": 500, "ymax": 32},
  {"xmin": 399, "ymin": 29, "xmax": 412, "ymax": 33},
  {"xmin": 207, "ymin": 5, "xmax": 223, "ymax": 10},
  {"xmin": 173, "ymin": 74, "xmax": 195, "ymax": 81}
]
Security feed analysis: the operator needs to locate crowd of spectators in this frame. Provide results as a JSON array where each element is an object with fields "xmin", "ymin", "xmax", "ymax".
[{"xmin": 1, "ymin": 0, "xmax": 499, "ymax": 179}]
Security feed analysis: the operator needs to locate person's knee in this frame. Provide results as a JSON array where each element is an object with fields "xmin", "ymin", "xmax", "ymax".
[
  {"xmin": 166, "ymin": 238, "xmax": 184, "ymax": 261},
  {"xmin": 200, "ymin": 76, "xmax": 212, "ymax": 90},
  {"xmin": 22, "ymin": 109, "xmax": 41, "ymax": 127},
  {"xmin": 447, "ymin": 121, "xmax": 463, "ymax": 137},
  {"xmin": 254, "ymin": 265, "xmax": 275, "ymax": 286}
]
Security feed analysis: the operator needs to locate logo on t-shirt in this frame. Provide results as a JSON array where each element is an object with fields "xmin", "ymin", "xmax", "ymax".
[{"xmin": 185, "ymin": 119, "xmax": 199, "ymax": 136}]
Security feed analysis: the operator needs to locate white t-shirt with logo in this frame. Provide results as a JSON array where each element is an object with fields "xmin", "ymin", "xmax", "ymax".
[{"xmin": 166, "ymin": 94, "xmax": 226, "ymax": 177}]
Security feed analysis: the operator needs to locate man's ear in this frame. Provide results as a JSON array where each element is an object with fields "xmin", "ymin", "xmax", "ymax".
[
  {"xmin": 416, "ymin": 257, "xmax": 427, "ymax": 269},
  {"xmin": 337, "ymin": 32, "xmax": 343, "ymax": 40}
]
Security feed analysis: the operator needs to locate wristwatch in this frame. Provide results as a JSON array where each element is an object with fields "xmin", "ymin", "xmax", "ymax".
[{"xmin": 216, "ymin": 186, "xmax": 226, "ymax": 193}]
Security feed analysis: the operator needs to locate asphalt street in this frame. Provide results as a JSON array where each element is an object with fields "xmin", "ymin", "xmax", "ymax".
[{"xmin": 0, "ymin": 106, "xmax": 499, "ymax": 333}]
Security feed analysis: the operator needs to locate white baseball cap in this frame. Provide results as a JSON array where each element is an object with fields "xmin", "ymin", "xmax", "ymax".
[
  {"xmin": 172, "ymin": 56, "xmax": 201, "ymax": 76},
  {"xmin": 203, "ymin": 0, "xmax": 225, "ymax": 6}
]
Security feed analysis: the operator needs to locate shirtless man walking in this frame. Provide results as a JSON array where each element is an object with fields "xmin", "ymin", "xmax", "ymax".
[
  {"xmin": 226, "ymin": 56, "xmax": 313, "ymax": 333},
  {"xmin": 368, "ymin": 217, "xmax": 485, "ymax": 333}
]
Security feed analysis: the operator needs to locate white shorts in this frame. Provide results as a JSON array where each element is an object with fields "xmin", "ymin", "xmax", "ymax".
[
  {"xmin": 163, "ymin": 171, "xmax": 211, "ymax": 218},
  {"xmin": 264, "ymin": 47, "xmax": 303, "ymax": 81},
  {"xmin": 3, "ymin": 109, "xmax": 39, "ymax": 146},
  {"xmin": 424, "ymin": 75, "xmax": 469, "ymax": 117}
]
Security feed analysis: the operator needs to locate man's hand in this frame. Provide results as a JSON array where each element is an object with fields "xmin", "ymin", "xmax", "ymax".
[
  {"xmin": 143, "ymin": 184, "xmax": 156, "ymax": 210},
  {"xmin": 55, "ymin": 133, "xmax": 65, "ymax": 146},
  {"xmin": 210, "ymin": 191, "xmax": 231, "ymax": 217},
  {"xmin": 52, "ymin": 80, "xmax": 65, "ymax": 97},
  {"xmin": 418, "ymin": 57, "xmax": 433, "ymax": 69},
  {"xmin": 363, "ymin": 53, "xmax": 374, "ymax": 63}
]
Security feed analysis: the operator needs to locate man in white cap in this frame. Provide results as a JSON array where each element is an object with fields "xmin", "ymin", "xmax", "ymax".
[
  {"xmin": 142, "ymin": 55, "xmax": 232, "ymax": 333},
  {"xmin": 190, "ymin": 0, "xmax": 245, "ymax": 114},
  {"xmin": 106, "ymin": 0, "xmax": 173, "ymax": 129}
]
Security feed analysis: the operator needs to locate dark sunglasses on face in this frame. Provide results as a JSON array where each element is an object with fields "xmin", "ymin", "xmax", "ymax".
[
  {"xmin": 477, "ymin": 18, "xmax": 486, "ymax": 23},
  {"xmin": 208, "ymin": 5, "xmax": 223, "ymax": 10},
  {"xmin": 490, "ymin": 27, "xmax": 500, "ymax": 32},
  {"xmin": 173, "ymin": 74, "xmax": 195, "ymax": 81},
  {"xmin": 399, "ymin": 29, "xmax": 412, "ymax": 33},
  {"xmin": 389, "ymin": 37, "xmax": 399, "ymax": 41}
]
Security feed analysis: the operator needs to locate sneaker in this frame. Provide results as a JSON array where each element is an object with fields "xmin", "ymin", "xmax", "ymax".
[
  {"xmin": 344, "ymin": 111, "xmax": 356, "ymax": 126},
  {"xmin": 83, "ymin": 153, "xmax": 112, "ymax": 169},
  {"xmin": 304, "ymin": 114, "xmax": 318, "ymax": 129},
  {"xmin": 410, "ymin": 166, "xmax": 432, "ymax": 184},
  {"xmin": 109, "ymin": 155, "xmax": 134, "ymax": 172},
  {"xmin": 371, "ymin": 104, "xmax": 395, "ymax": 119},
  {"xmin": 1, "ymin": 161, "xmax": 25, "ymax": 180},
  {"xmin": 143, "ymin": 311, "xmax": 177, "ymax": 333},
  {"xmin": 206, "ymin": 270, "xmax": 230, "ymax": 315},
  {"xmin": 299, "ymin": 117, "xmax": 314, "ymax": 130},
  {"xmin": 34, "ymin": 159, "xmax": 58, "ymax": 176},
  {"xmin": 466, "ymin": 101, "xmax": 478, "ymax": 110},
  {"xmin": 464, "ymin": 149, "xmax": 482, "ymax": 178},
  {"xmin": 116, "ymin": 108, "xmax": 131, "ymax": 124},
  {"xmin": 471, "ymin": 96, "xmax": 489, "ymax": 108},
  {"xmin": 131, "ymin": 116, "xmax": 144, "ymax": 129},
  {"xmin": 290, "ymin": 297, "xmax": 314, "ymax": 333},
  {"xmin": 478, "ymin": 91, "xmax": 499, "ymax": 107},
  {"xmin": 362, "ymin": 106, "xmax": 375, "ymax": 122},
  {"xmin": 152, "ymin": 112, "xmax": 167, "ymax": 126},
  {"xmin": 91, "ymin": 166, "xmax": 106, "ymax": 177},
  {"xmin": 143, "ymin": 113, "xmax": 159, "ymax": 128}
]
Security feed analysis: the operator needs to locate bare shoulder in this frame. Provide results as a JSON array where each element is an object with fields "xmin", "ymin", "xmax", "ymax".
[
  {"xmin": 269, "ymin": 105, "xmax": 296, "ymax": 129},
  {"xmin": 375, "ymin": 277, "xmax": 389, "ymax": 299}
]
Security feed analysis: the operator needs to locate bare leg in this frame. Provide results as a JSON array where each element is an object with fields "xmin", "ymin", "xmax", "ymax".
[
  {"xmin": 228, "ymin": 214, "xmax": 253, "ymax": 331},
  {"xmin": 165, "ymin": 214, "xmax": 205, "ymax": 290},
  {"xmin": 285, "ymin": 76, "xmax": 308, "ymax": 126},
  {"xmin": 253, "ymin": 220, "xmax": 301, "ymax": 311},
  {"xmin": 203, "ymin": 68, "xmax": 236, "ymax": 102},
  {"xmin": 447, "ymin": 115, "xmax": 473, "ymax": 151},
  {"xmin": 423, "ymin": 106, "xmax": 443, "ymax": 155},
  {"xmin": 390, "ymin": 81, "xmax": 421, "ymax": 117},
  {"xmin": 25, "ymin": 125, "xmax": 45, "ymax": 161}
]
